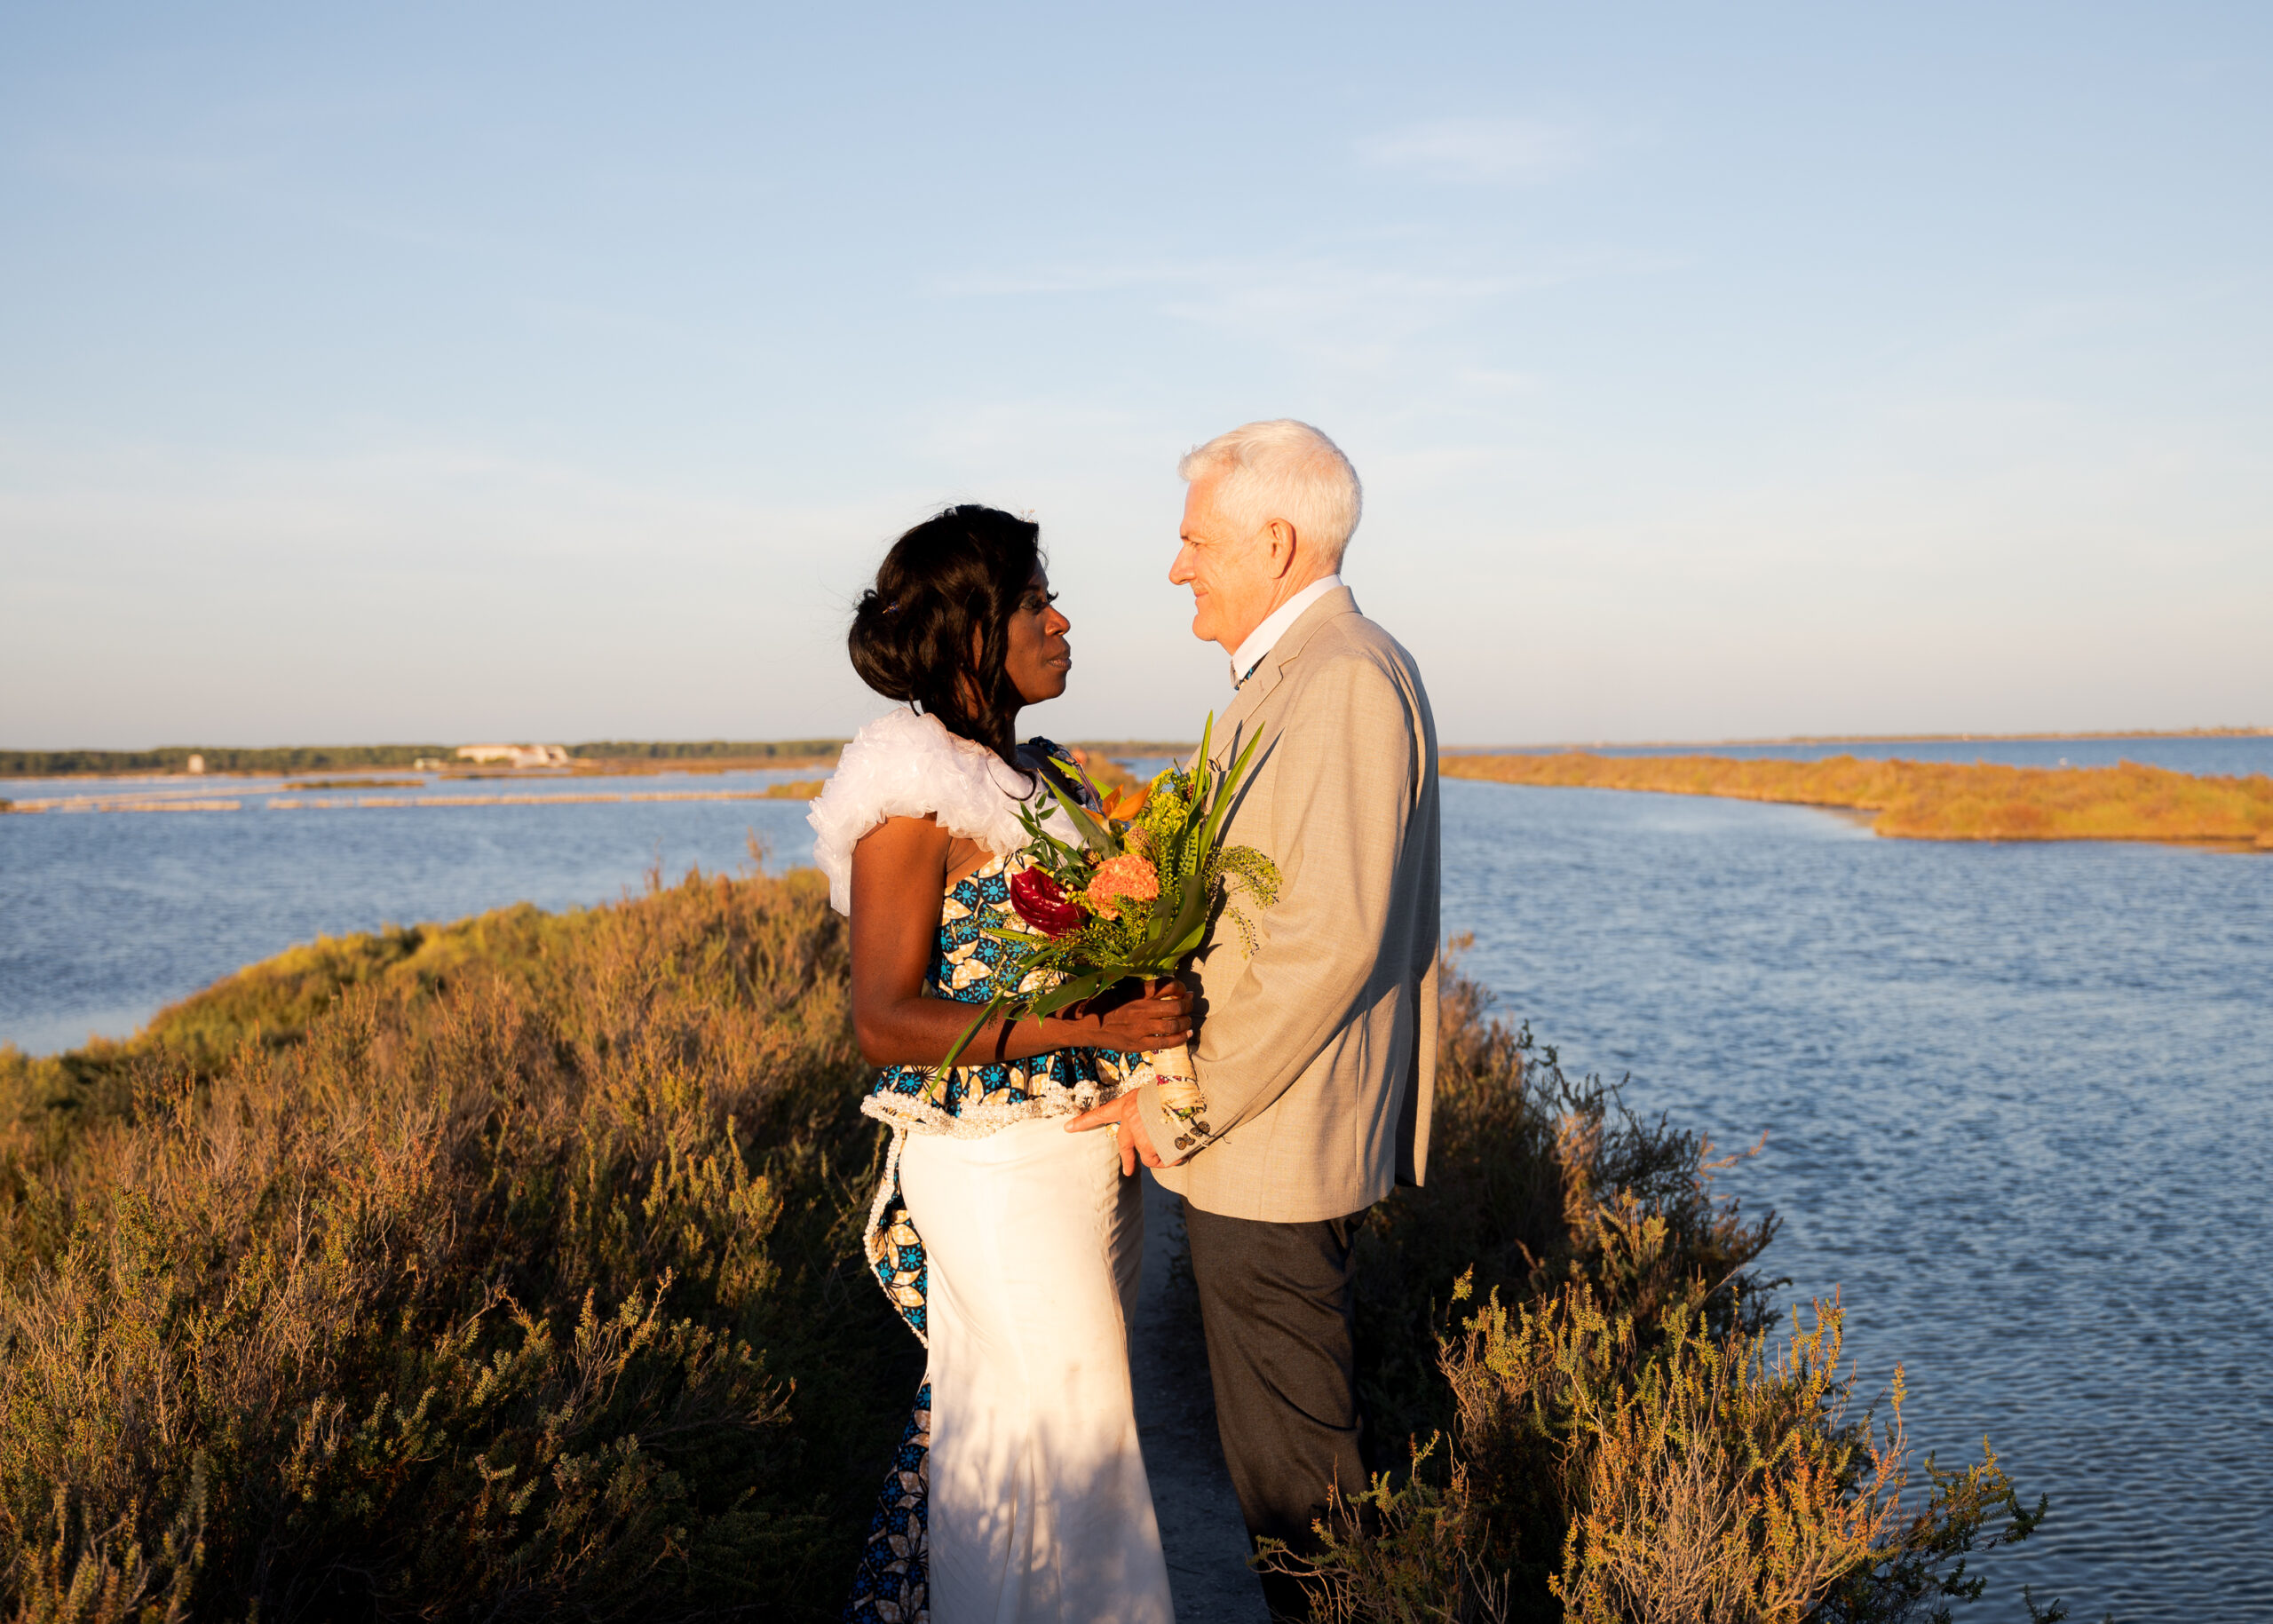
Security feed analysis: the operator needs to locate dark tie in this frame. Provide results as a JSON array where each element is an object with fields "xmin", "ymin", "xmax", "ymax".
[{"xmin": 1233, "ymin": 654, "xmax": 1265, "ymax": 689}]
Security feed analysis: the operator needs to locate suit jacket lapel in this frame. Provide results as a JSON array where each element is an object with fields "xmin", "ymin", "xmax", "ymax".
[{"xmin": 1212, "ymin": 586, "xmax": 1358, "ymax": 764}]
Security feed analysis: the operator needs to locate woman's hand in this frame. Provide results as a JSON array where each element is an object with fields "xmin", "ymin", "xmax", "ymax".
[{"xmin": 1086, "ymin": 978, "xmax": 1194, "ymax": 1054}]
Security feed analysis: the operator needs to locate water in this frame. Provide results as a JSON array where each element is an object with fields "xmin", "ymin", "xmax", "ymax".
[
  {"xmin": 1440, "ymin": 781, "xmax": 2272, "ymax": 1623},
  {"xmin": 0, "ymin": 768, "xmax": 822, "ymax": 1055},
  {"xmin": 4, "ymin": 741, "xmax": 2269, "ymax": 1617}
]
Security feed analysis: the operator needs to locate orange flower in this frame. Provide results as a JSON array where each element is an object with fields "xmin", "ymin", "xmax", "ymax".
[
  {"xmin": 1102, "ymin": 784, "xmax": 1151, "ymax": 821},
  {"xmin": 1083, "ymin": 853, "xmax": 1160, "ymax": 920}
]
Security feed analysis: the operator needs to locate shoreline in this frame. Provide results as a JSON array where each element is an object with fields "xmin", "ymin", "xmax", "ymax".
[
  {"xmin": 1445, "ymin": 724, "xmax": 2269, "ymax": 754},
  {"xmin": 0, "ymin": 757, "xmax": 841, "ymax": 785},
  {"xmin": 3, "ymin": 780, "xmax": 826, "ymax": 815},
  {"xmin": 10, "ymin": 725, "xmax": 2265, "ymax": 780},
  {"xmin": 1443, "ymin": 751, "xmax": 2273, "ymax": 849}
]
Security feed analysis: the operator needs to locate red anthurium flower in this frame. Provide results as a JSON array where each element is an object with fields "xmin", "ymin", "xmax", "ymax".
[{"xmin": 1009, "ymin": 866, "xmax": 1085, "ymax": 938}]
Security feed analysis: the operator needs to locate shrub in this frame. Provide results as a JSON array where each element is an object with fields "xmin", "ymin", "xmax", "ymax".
[
  {"xmin": 2, "ymin": 900, "xmax": 2061, "ymax": 1622},
  {"xmin": 1280, "ymin": 960, "xmax": 2055, "ymax": 1623},
  {"xmin": 1354, "ymin": 954, "xmax": 1782, "ymax": 1456},
  {"xmin": 0, "ymin": 867, "xmax": 915, "ymax": 1622}
]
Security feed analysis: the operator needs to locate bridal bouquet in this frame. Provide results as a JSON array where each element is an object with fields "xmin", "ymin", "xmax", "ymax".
[{"xmin": 934, "ymin": 717, "xmax": 1279, "ymax": 1123}]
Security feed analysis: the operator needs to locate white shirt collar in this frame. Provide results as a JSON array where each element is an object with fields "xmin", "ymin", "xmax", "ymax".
[{"xmin": 1231, "ymin": 574, "xmax": 1343, "ymax": 686}]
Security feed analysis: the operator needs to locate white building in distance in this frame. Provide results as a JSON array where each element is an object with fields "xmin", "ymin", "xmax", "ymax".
[{"xmin": 455, "ymin": 744, "xmax": 572, "ymax": 768}]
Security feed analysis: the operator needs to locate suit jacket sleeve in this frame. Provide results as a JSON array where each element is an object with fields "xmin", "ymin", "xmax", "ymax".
[{"xmin": 1137, "ymin": 649, "xmax": 1423, "ymax": 1163}]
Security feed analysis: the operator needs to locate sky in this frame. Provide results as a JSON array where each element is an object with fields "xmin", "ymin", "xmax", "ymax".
[{"xmin": 2, "ymin": 2, "xmax": 2268, "ymax": 749}]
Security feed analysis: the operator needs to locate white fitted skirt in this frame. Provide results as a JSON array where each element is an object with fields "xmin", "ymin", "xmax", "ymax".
[{"xmin": 898, "ymin": 1114, "xmax": 1174, "ymax": 1624}]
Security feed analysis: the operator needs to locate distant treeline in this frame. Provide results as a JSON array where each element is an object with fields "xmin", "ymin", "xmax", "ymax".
[
  {"xmin": 0, "ymin": 745, "xmax": 451, "ymax": 777},
  {"xmin": 2, "ymin": 741, "xmax": 846, "ymax": 778}
]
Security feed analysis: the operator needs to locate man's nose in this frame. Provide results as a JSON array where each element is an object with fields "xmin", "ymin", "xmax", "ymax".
[{"xmin": 1168, "ymin": 543, "xmax": 1195, "ymax": 585}]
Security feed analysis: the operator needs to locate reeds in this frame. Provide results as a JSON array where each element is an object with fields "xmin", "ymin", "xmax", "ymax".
[{"xmin": 1445, "ymin": 753, "xmax": 2273, "ymax": 847}]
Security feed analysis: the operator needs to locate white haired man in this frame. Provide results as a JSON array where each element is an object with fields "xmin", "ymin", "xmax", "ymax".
[{"xmin": 1070, "ymin": 419, "xmax": 1441, "ymax": 1620}]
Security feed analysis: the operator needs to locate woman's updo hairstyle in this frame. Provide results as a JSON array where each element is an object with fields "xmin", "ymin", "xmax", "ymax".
[{"xmin": 850, "ymin": 504, "xmax": 1043, "ymax": 768}]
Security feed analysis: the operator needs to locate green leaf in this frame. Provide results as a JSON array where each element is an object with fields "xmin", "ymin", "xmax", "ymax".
[
  {"xmin": 1019, "ymin": 811, "xmax": 1087, "ymax": 863},
  {"xmin": 1041, "ymin": 774, "xmax": 1118, "ymax": 857},
  {"xmin": 1198, "ymin": 723, "xmax": 1265, "ymax": 856},
  {"xmin": 933, "ymin": 994, "xmax": 1010, "ymax": 1076},
  {"xmin": 1026, "ymin": 970, "xmax": 1117, "ymax": 1021}
]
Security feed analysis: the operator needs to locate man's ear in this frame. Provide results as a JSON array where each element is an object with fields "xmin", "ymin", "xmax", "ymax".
[{"xmin": 1263, "ymin": 518, "xmax": 1299, "ymax": 579}]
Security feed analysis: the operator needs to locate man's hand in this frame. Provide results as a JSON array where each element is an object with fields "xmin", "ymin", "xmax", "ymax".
[{"xmin": 1066, "ymin": 1091, "xmax": 1163, "ymax": 1176}]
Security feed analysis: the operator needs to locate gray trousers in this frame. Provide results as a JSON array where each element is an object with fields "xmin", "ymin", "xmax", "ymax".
[{"xmin": 1183, "ymin": 1203, "xmax": 1368, "ymax": 1623}]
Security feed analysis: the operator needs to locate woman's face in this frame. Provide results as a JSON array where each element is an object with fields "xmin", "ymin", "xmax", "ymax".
[{"xmin": 1003, "ymin": 567, "xmax": 1073, "ymax": 704}]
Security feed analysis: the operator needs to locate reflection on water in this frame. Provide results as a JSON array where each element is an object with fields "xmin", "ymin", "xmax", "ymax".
[{"xmin": 1443, "ymin": 780, "xmax": 2271, "ymax": 1622}]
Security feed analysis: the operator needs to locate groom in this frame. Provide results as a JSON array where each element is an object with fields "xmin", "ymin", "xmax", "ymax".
[{"xmin": 1072, "ymin": 419, "xmax": 1441, "ymax": 1620}]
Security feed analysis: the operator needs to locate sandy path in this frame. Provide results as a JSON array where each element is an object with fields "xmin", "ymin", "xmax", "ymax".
[{"xmin": 1131, "ymin": 1174, "xmax": 1271, "ymax": 1623}]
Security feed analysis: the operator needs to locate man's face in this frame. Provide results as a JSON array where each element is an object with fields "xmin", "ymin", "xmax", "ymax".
[{"xmin": 1169, "ymin": 474, "xmax": 1277, "ymax": 655}]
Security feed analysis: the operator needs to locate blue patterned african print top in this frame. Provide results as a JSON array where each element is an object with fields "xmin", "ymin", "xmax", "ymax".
[
  {"xmin": 859, "ymin": 849, "xmax": 1136, "ymax": 1345},
  {"xmin": 863, "ymin": 853, "xmax": 1135, "ymax": 1132}
]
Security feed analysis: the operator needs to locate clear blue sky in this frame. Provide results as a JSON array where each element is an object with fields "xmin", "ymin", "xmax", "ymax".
[{"xmin": 4, "ymin": 3, "xmax": 2267, "ymax": 748}]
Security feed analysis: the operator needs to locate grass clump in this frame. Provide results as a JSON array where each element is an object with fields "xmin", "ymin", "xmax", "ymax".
[
  {"xmin": 1445, "ymin": 752, "xmax": 2273, "ymax": 847},
  {"xmin": 0, "ymin": 867, "xmax": 914, "ymax": 1623}
]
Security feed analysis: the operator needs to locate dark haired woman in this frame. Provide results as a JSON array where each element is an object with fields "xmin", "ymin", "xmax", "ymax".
[{"xmin": 810, "ymin": 506, "xmax": 1184, "ymax": 1624}]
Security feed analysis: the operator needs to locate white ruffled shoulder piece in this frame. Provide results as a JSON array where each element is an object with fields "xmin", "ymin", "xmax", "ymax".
[{"xmin": 808, "ymin": 706, "xmax": 1072, "ymax": 915}]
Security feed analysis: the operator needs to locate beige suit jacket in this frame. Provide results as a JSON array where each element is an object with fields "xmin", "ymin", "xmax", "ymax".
[{"xmin": 1139, "ymin": 586, "xmax": 1440, "ymax": 1223}]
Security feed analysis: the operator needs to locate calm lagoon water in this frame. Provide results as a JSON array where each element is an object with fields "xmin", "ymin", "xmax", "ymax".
[
  {"xmin": 4, "ymin": 738, "xmax": 2269, "ymax": 1619},
  {"xmin": 0, "ymin": 768, "xmax": 823, "ymax": 1056},
  {"xmin": 1441, "ymin": 783, "xmax": 2271, "ymax": 1623}
]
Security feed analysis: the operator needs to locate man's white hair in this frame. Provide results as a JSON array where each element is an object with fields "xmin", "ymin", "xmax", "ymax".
[{"xmin": 1177, "ymin": 419, "xmax": 1363, "ymax": 566}]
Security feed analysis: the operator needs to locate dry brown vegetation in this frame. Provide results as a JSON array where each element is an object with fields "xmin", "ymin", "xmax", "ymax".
[
  {"xmin": 0, "ymin": 884, "xmax": 2057, "ymax": 1621},
  {"xmin": 1445, "ymin": 753, "xmax": 2273, "ymax": 848},
  {"xmin": 0, "ymin": 867, "xmax": 915, "ymax": 1622}
]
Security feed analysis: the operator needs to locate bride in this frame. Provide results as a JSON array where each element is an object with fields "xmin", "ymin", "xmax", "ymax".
[{"xmin": 809, "ymin": 505, "xmax": 1187, "ymax": 1624}]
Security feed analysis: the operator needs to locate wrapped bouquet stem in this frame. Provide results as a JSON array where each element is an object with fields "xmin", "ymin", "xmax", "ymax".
[{"xmin": 934, "ymin": 716, "xmax": 1279, "ymax": 1121}]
